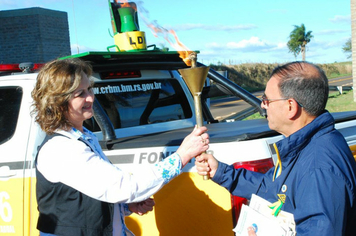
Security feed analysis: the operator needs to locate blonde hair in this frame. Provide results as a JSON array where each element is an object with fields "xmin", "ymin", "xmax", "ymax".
[{"xmin": 31, "ymin": 58, "xmax": 93, "ymax": 134}]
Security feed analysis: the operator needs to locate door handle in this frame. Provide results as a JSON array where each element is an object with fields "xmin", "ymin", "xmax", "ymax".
[{"xmin": 0, "ymin": 166, "xmax": 16, "ymax": 178}]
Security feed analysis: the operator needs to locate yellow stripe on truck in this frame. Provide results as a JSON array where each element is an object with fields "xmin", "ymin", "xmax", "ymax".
[
  {"xmin": 23, "ymin": 177, "xmax": 38, "ymax": 236},
  {"xmin": 5, "ymin": 173, "xmax": 234, "ymax": 235},
  {"xmin": 0, "ymin": 178, "xmax": 24, "ymax": 235},
  {"xmin": 126, "ymin": 172, "xmax": 234, "ymax": 236},
  {"xmin": 350, "ymin": 144, "xmax": 356, "ymax": 161}
]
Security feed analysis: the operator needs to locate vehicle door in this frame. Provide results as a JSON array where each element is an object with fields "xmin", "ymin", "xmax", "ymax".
[{"xmin": 0, "ymin": 78, "xmax": 39, "ymax": 235}]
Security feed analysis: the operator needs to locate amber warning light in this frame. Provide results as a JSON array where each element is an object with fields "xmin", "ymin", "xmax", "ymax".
[{"xmin": 109, "ymin": 0, "xmax": 146, "ymax": 51}]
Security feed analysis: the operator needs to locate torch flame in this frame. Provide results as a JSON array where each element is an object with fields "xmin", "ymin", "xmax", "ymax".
[
  {"xmin": 169, "ymin": 30, "xmax": 195, "ymax": 67},
  {"xmin": 115, "ymin": 0, "xmax": 136, "ymax": 11},
  {"xmin": 144, "ymin": 23, "xmax": 195, "ymax": 66}
]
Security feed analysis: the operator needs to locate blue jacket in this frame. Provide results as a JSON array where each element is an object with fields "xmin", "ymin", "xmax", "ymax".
[{"xmin": 213, "ymin": 111, "xmax": 356, "ymax": 235}]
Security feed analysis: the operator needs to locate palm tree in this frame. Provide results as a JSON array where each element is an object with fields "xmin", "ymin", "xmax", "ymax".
[
  {"xmin": 351, "ymin": 0, "xmax": 356, "ymax": 102},
  {"xmin": 287, "ymin": 24, "xmax": 313, "ymax": 61}
]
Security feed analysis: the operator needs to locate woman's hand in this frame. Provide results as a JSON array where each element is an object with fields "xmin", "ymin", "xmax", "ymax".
[
  {"xmin": 176, "ymin": 126, "xmax": 209, "ymax": 167},
  {"xmin": 128, "ymin": 198, "xmax": 155, "ymax": 216}
]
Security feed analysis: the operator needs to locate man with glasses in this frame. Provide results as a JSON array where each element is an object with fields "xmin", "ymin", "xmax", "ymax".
[{"xmin": 195, "ymin": 61, "xmax": 356, "ymax": 235}]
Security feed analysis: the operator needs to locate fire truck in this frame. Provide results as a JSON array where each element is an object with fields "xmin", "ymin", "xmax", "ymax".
[{"xmin": 1, "ymin": 1, "xmax": 356, "ymax": 235}]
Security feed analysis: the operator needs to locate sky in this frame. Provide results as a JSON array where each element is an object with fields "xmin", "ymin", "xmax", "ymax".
[{"xmin": 0, "ymin": 0, "xmax": 352, "ymax": 65}]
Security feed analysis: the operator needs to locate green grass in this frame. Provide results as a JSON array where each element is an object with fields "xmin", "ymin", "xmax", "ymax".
[
  {"xmin": 326, "ymin": 90, "xmax": 356, "ymax": 112},
  {"xmin": 328, "ymin": 73, "xmax": 352, "ymax": 79},
  {"xmin": 211, "ymin": 61, "xmax": 353, "ymax": 92},
  {"xmin": 331, "ymin": 61, "xmax": 352, "ymax": 66},
  {"xmin": 244, "ymin": 90, "xmax": 356, "ymax": 120},
  {"xmin": 244, "ymin": 112, "xmax": 264, "ymax": 120}
]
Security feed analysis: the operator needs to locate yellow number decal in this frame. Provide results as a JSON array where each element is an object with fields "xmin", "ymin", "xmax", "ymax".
[{"xmin": 0, "ymin": 192, "xmax": 13, "ymax": 222}]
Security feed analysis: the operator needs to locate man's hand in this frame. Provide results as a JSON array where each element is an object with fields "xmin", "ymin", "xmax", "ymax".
[
  {"xmin": 195, "ymin": 152, "xmax": 218, "ymax": 178},
  {"xmin": 128, "ymin": 198, "xmax": 155, "ymax": 216}
]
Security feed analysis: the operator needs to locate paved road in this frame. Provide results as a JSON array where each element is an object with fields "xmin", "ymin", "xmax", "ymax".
[
  {"xmin": 210, "ymin": 92, "xmax": 263, "ymax": 120},
  {"xmin": 210, "ymin": 76, "xmax": 353, "ymax": 120},
  {"xmin": 328, "ymin": 76, "xmax": 353, "ymax": 87}
]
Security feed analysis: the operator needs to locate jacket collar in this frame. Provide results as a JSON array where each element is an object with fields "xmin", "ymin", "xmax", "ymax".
[{"xmin": 275, "ymin": 110, "xmax": 334, "ymax": 163}]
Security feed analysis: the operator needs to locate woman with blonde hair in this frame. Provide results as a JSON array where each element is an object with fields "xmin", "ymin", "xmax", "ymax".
[{"xmin": 32, "ymin": 58, "xmax": 209, "ymax": 236}]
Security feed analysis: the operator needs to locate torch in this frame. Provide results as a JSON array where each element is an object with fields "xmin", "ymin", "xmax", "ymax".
[{"xmin": 178, "ymin": 53, "xmax": 210, "ymax": 180}]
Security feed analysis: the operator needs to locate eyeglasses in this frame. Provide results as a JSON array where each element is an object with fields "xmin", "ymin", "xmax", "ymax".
[
  {"xmin": 261, "ymin": 94, "xmax": 303, "ymax": 107},
  {"xmin": 261, "ymin": 94, "xmax": 288, "ymax": 106}
]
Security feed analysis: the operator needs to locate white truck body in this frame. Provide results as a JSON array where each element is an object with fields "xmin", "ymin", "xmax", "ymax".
[{"xmin": 1, "ymin": 52, "xmax": 356, "ymax": 235}]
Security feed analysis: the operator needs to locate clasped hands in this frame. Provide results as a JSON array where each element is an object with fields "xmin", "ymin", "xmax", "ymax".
[
  {"xmin": 128, "ymin": 198, "xmax": 155, "ymax": 216},
  {"xmin": 130, "ymin": 126, "xmax": 212, "ymax": 216}
]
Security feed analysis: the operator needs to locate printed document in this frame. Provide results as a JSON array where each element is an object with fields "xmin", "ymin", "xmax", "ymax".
[{"xmin": 233, "ymin": 194, "xmax": 296, "ymax": 236}]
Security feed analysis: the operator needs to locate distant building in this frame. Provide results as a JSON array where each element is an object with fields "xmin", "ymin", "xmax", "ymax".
[{"xmin": 0, "ymin": 7, "xmax": 71, "ymax": 64}]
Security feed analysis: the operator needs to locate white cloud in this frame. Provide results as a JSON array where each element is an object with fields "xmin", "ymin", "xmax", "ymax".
[
  {"xmin": 329, "ymin": 15, "xmax": 351, "ymax": 23},
  {"xmin": 227, "ymin": 37, "xmax": 268, "ymax": 48},
  {"xmin": 204, "ymin": 37, "xmax": 286, "ymax": 53},
  {"xmin": 171, "ymin": 23, "xmax": 257, "ymax": 31},
  {"xmin": 310, "ymin": 37, "xmax": 348, "ymax": 49},
  {"xmin": 317, "ymin": 29, "xmax": 349, "ymax": 35},
  {"xmin": 269, "ymin": 42, "xmax": 287, "ymax": 51}
]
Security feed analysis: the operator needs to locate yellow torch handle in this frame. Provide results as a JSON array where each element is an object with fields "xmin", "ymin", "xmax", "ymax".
[{"xmin": 194, "ymin": 94, "xmax": 210, "ymax": 180}]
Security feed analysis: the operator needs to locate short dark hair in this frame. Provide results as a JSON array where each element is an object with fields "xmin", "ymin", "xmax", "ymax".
[{"xmin": 270, "ymin": 61, "xmax": 328, "ymax": 116}]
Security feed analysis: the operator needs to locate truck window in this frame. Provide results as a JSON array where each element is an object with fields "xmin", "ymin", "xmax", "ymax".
[
  {"xmin": 91, "ymin": 79, "xmax": 192, "ymax": 130},
  {"xmin": 0, "ymin": 87, "xmax": 22, "ymax": 144}
]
